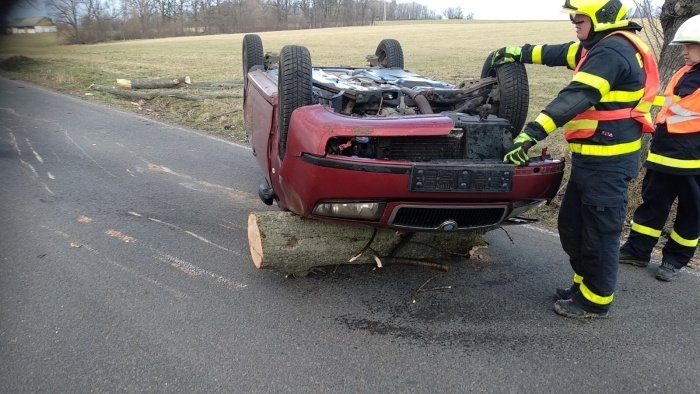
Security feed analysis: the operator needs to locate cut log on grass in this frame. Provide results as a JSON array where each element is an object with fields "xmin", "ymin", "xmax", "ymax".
[
  {"xmin": 247, "ymin": 211, "xmax": 487, "ymax": 276},
  {"xmin": 116, "ymin": 76, "xmax": 191, "ymax": 89}
]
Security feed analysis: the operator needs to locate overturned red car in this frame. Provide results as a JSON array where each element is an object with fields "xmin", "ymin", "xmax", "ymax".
[{"xmin": 242, "ymin": 35, "xmax": 564, "ymax": 232}]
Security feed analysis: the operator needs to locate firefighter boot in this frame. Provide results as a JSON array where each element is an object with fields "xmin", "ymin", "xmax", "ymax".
[
  {"xmin": 619, "ymin": 251, "xmax": 649, "ymax": 267},
  {"xmin": 656, "ymin": 261, "xmax": 681, "ymax": 282},
  {"xmin": 553, "ymin": 299, "xmax": 609, "ymax": 319},
  {"xmin": 553, "ymin": 284, "xmax": 579, "ymax": 301}
]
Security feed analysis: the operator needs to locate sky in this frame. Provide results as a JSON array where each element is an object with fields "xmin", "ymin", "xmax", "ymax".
[{"xmin": 406, "ymin": 0, "xmax": 664, "ymax": 20}]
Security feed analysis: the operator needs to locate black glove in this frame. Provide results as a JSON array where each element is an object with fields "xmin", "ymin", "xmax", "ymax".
[{"xmin": 491, "ymin": 46, "xmax": 522, "ymax": 66}]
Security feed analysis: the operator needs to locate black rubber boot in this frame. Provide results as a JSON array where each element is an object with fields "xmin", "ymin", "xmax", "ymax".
[
  {"xmin": 553, "ymin": 284, "xmax": 579, "ymax": 301},
  {"xmin": 553, "ymin": 299, "xmax": 609, "ymax": 319},
  {"xmin": 656, "ymin": 261, "xmax": 681, "ymax": 282},
  {"xmin": 619, "ymin": 251, "xmax": 649, "ymax": 267}
]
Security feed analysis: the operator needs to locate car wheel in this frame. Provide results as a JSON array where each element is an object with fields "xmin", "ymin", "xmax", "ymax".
[
  {"xmin": 375, "ymin": 39, "xmax": 404, "ymax": 69},
  {"xmin": 242, "ymin": 34, "xmax": 264, "ymax": 104},
  {"xmin": 480, "ymin": 57, "xmax": 529, "ymax": 135},
  {"xmin": 277, "ymin": 45, "xmax": 312, "ymax": 160}
]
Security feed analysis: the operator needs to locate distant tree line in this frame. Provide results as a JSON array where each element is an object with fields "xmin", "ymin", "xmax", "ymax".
[{"xmin": 42, "ymin": 0, "xmax": 459, "ymax": 43}]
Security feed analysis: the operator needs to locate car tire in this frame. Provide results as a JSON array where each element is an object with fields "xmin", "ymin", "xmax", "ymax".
[
  {"xmin": 277, "ymin": 45, "xmax": 313, "ymax": 160},
  {"xmin": 375, "ymin": 39, "xmax": 404, "ymax": 69},
  {"xmin": 480, "ymin": 57, "xmax": 529, "ymax": 134},
  {"xmin": 242, "ymin": 34, "xmax": 264, "ymax": 105}
]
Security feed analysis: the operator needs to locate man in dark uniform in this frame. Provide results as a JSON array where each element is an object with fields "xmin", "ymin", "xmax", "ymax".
[
  {"xmin": 491, "ymin": 0, "xmax": 659, "ymax": 318},
  {"xmin": 619, "ymin": 15, "xmax": 700, "ymax": 282}
]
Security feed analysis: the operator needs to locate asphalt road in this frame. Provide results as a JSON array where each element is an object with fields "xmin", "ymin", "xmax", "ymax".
[{"xmin": 1, "ymin": 77, "xmax": 699, "ymax": 392}]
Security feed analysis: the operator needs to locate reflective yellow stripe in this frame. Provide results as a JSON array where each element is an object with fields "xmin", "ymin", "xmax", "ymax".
[
  {"xmin": 600, "ymin": 89, "xmax": 644, "ymax": 103},
  {"xmin": 535, "ymin": 113, "xmax": 557, "ymax": 133},
  {"xmin": 635, "ymin": 52, "xmax": 643, "ymax": 68},
  {"xmin": 531, "ymin": 45, "xmax": 543, "ymax": 64},
  {"xmin": 670, "ymin": 230, "xmax": 699, "ymax": 247},
  {"xmin": 580, "ymin": 282, "xmax": 614, "ymax": 305},
  {"xmin": 568, "ymin": 138, "xmax": 641, "ymax": 156},
  {"xmin": 631, "ymin": 220, "xmax": 662, "ymax": 238},
  {"xmin": 572, "ymin": 72, "xmax": 611, "ymax": 96},
  {"xmin": 567, "ymin": 43, "xmax": 579, "ymax": 69},
  {"xmin": 573, "ymin": 274, "xmax": 583, "ymax": 284},
  {"xmin": 635, "ymin": 100, "xmax": 653, "ymax": 113},
  {"xmin": 564, "ymin": 118, "xmax": 597, "ymax": 132},
  {"xmin": 647, "ymin": 152, "xmax": 700, "ymax": 169},
  {"xmin": 652, "ymin": 96, "xmax": 665, "ymax": 107}
]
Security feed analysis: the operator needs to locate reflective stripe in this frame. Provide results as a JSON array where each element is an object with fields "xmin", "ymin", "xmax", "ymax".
[
  {"xmin": 535, "ymin": 113, "xmax": 557, "ymax": 133},
  {"xmin": 532, "ymin": 45, "xmax": 543, "ymax": 64},
  {"xmin": 631, "ymin": 220, "xmax": 662, "ymax": 238},
  {"xmin": 564, "ymin": 118, "xmax": 597, "ymax": 132},
  {"xmin": 671, "ymin": 230, "xmax": 699, "ymax": 247},
  {"xmin": 580, "ymin": 282, "xmax": 614, "ymax": 306},
  {"xmin": 567, "ymin": 43, "xmax": 579, "ymax": 69},
  {"xmin": 568, "ymin": 138, "xmax": 641, "ymax": 156},
  {"xmin": 573, "ymin": 274, "xmax": 583, "ymax": 284},
  {"xmin": 600, "ymin": 89, "xmax": 644, "ymax": 103},
  {"xmin": 668, "ymin": 103, "xmax": 700, "ymax": 117},
  {"xmin": 653, "ymin": 95, "xmax": 666, "ymax": 107},
  {"xmin": 572, "ymin": 71, "xmax": 611, "ymax": 96},
  {"xmin": 647, "ymin": 152, "xmax": 700, "ymax": 169}
]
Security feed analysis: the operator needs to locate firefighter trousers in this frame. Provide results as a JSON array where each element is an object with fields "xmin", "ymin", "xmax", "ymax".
[
  {"xmin": 621, "ymin": 169, "xmax": 700, "ymax": 269},
  {"xmin": 558, "ymin": 166, "xmax": 632, "ymax": 312}
]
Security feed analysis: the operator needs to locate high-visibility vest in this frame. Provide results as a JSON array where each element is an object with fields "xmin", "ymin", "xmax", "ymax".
[
  {"xmin": 655, "ymin": 65, "xmax": 700, "ymax": 134},
  {"xmin": 564, "ymin": 31, "xmax": 660, "ymax": 141}
]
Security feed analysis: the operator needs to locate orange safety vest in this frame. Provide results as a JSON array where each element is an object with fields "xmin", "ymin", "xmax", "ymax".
[
  {"xmin": 655, "ymin": 65, "xmax": 700, "ymax": 134},
  {"xmin": 564, "ymin": 31, "xmax": 660, "ymax": 141}
]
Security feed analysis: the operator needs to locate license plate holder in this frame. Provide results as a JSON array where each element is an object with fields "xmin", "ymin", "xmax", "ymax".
[{"xmin": 409, "ymin": 164, "xmax": 514, "ymax": 193}]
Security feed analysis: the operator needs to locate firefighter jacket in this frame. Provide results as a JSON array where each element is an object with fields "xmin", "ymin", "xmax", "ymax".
[
  {"xmin": 518, "ymin": 26, "xmax": 659, "ymax": 176},
  {"xmin": 646, "ymin": 63, "xmax": 700, "ymax": 175}
]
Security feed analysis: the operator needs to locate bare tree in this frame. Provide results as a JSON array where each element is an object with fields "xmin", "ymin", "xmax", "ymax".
[
  {"xmin": 47, "ymin": 0, "xmax": 85, "ymax": 42},
  {"xmin": 443, "ymin": 6, "xmax": 462, "ymax": 20}
]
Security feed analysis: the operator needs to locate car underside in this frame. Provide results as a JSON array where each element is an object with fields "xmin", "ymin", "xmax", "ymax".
[{"xmin": 242, "ymin": 36, "xmax": 564, "ymax": 232}]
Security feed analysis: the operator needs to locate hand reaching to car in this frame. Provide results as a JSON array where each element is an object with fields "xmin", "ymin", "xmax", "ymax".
[
  {"xmin": 491, "ymin": 47, "xmax": 522, "ymax": 66},
  {"xmin": 503, "ymin": 133, "xmax": 537, "ymax": 166}
]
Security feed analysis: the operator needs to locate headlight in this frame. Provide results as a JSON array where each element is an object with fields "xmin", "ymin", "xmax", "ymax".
[{"xmin": 312, "ymin": 201, "xmax": 386, "ymax": 221}]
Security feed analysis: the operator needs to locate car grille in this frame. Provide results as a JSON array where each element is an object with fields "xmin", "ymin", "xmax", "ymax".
[
  {"xmin": 376, "ymin": 136, "xmax": 464, "ymax": 161},
  {"xmin": 389, "ymin": 205, "xmax": 507, "ymax": 231}
]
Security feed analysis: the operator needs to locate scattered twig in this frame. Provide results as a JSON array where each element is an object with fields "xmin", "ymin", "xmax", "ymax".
[
  {"xmin": 498, "ymin": 226, "xmax": 515, "ymax": 244},
  {"xmin": 348, "ymin": 228, "xmax": 378, "ymax": 263},
  {"xmin": 382, "ymin": 257, "xmax": 449, "ymax": 272},
  {"xmin": 411, "ymin": 274, "xmax": 439, "ymax": 303}
]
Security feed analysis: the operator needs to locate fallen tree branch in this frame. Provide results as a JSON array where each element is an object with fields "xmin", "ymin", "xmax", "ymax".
[{"xmin": 90, "ymin": 84, "xmax": 241, "ymax": 101}]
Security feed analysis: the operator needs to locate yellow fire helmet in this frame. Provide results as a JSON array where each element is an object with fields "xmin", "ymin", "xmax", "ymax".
[
  {"xmin": 671, "ymin": 14, "xmax": 700, "ymax": 45},
  {"xmin": 562, "ymin": 0, "xmax": 629, "ymax": 32}
]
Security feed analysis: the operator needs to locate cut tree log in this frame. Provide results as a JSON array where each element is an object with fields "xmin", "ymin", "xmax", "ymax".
[
  {"xmin": 247, "ymin": 211, "xmax": 487, "ymax": 276},
  {"xmin": 116, "ymin": 76, "xmax": 191, "ymax": 90}
]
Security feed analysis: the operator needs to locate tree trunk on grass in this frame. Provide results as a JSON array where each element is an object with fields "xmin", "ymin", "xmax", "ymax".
[{"xmin": 247, "ymin": 211, "xmax": 487, "ymax": 276}]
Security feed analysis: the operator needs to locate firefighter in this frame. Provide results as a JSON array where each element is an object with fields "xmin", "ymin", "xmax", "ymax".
[
  {"xmin": 619, "ymin": 15, "xmax": 700, "ymax": 282},
  {"xmin": 491, "ymin": 0, "xmax": 659, "ymax": 318}
]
